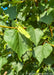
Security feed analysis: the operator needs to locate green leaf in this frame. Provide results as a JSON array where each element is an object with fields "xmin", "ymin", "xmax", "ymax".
[
  {"xmin": 40, "ymin": 12, "xmax": 53, "ymax": 25},
  {"xmin": 47, "ymin": 7, "xmax": 54, "ymax": 15},
  {"xmin": 5, "ymin": 6, "xmax": 17, "ymax": 20},
  {"xmin": 34, "ymin": 28, "xmax": 44, "ymax": 46},
  {"xmin": 16, "ymin": 62, "xmax": 23, "ymax": 72},
  {"xmin": 34, "ymin": 46, "xmax": 43, "ymax": 63},
  {"xmin": 43, "ymin": 43, "xmax": 53, "ymax": 58},
  {"xmin": 0, "ymin": 2, "xmax": 7, "ymax": 6},
  {"xmin": 18, "ymin": 25, "xmax": 30, "ymax": 39},
  {"xmin": 10, "ymin": 61, "xmax": 23, "ymax": 74},
  {"xmin": 0, "ymin": 21, "xmax": 7, "ymax": 26},
  {"xmin": 0, "ymin": 57, "xmax": 7, "ymax": 71},
  {"xmin": 49, "ymin": 0, "xmax": 54, "ymax": 7},
  {"xmin": 34, "ymin": 43, "xmax": 53, "ymax": 64},
  {"xmin": 12, "ymin": 0, "xmax": 23, "ymax": 3},
  {"xmin": 44, "ymin": 54, "xmax": 54, "ymax": 65},
  {"xmin": 17, "ymin": 12, "xmax": 25, "ymax": 21},
  {"xmin": 8, "ymin": 70, "xmax": 14, "ymax": 75},
  {"xmin": 0, "ymin": 15, "xmax": 4, "ymax": 19},
  {"xmin": 27, "ymin": 26, "xmax": 44, "ymax": 46},
  {"xmin": 4, "ymin": 29, "xmax": 32, "ymax": 59},
  {"xmin": 22, "ymin": 51, "xmax": 32, "ymax": 62}
]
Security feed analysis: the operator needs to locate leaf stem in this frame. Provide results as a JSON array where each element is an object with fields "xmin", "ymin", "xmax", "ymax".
[
  {"xmin": 50, "ymin": 44, "xmax": 54, "ymax": 47},
  {"xmin": 0, "ymin": 25, "xmax": 26, "ymax": 29},
  {"xmin": 49, "ymin": 26, "xmax": 53, "ymax": 37},
  {"xmin": 43, "ymin": 41, "xmax": 54, "ymax": 47},
  {"xmin": 0, "ymin": 25, "xmax": 17, "ymax": 29}
]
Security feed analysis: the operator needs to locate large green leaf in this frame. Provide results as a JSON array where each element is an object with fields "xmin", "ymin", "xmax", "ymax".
[
  {"xmin": 4, "ymin": 29, "xmax": 32, "ymax": 59},
  {"xmin": 34, "ymin": 43, "xmax": 53, "ymax": 63},
  {"xmin": 0, "ymin": 57, "xmax": 7, "ymax": 71},
  {"xmin": 27, "ymin": 26, "xmax": 44, "ymax": 46},
  {"xmin": 5, "ymin": 6, "xmax": 17, "ymax": 20},
  {"xmin": 40, "ymin": 11, "xmax": 53, "ymax": 25}
]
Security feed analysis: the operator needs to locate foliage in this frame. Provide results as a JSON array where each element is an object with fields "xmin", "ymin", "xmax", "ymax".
[{"xmin": 0, "ymin": 0, "xmax": 54, "ymax": 75}]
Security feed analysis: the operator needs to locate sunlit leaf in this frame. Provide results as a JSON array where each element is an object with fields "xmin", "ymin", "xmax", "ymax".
[
  {"xmin": 0, "ymin": 57, "xmax": 7, "ymax": 71},
  {"xmin": 18, "ymin": 25, "xmax": 30, "ymax": 39},
  {"xmin": 34, "ymin": 43, "xmax": 53, "ymax": 63},
  {"xmin": 27, "ymin": 26, "xmax": 44, "ymax": 46},
  {"xmin": 4, "ymin": 29, "xmax": 32, "ymax": 59}
]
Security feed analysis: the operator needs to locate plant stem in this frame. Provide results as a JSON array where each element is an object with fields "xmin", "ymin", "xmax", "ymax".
[
  {"xmin": 0, "ymin": 25, "xmax": 17, "ymax": 29},
  {"xmin": 0, "ymin": 25, "xmax": 26, "ymax": 29},
  {"xmin": 49, "ymin": 26, "xmax": 53, "ymax": 37}
]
